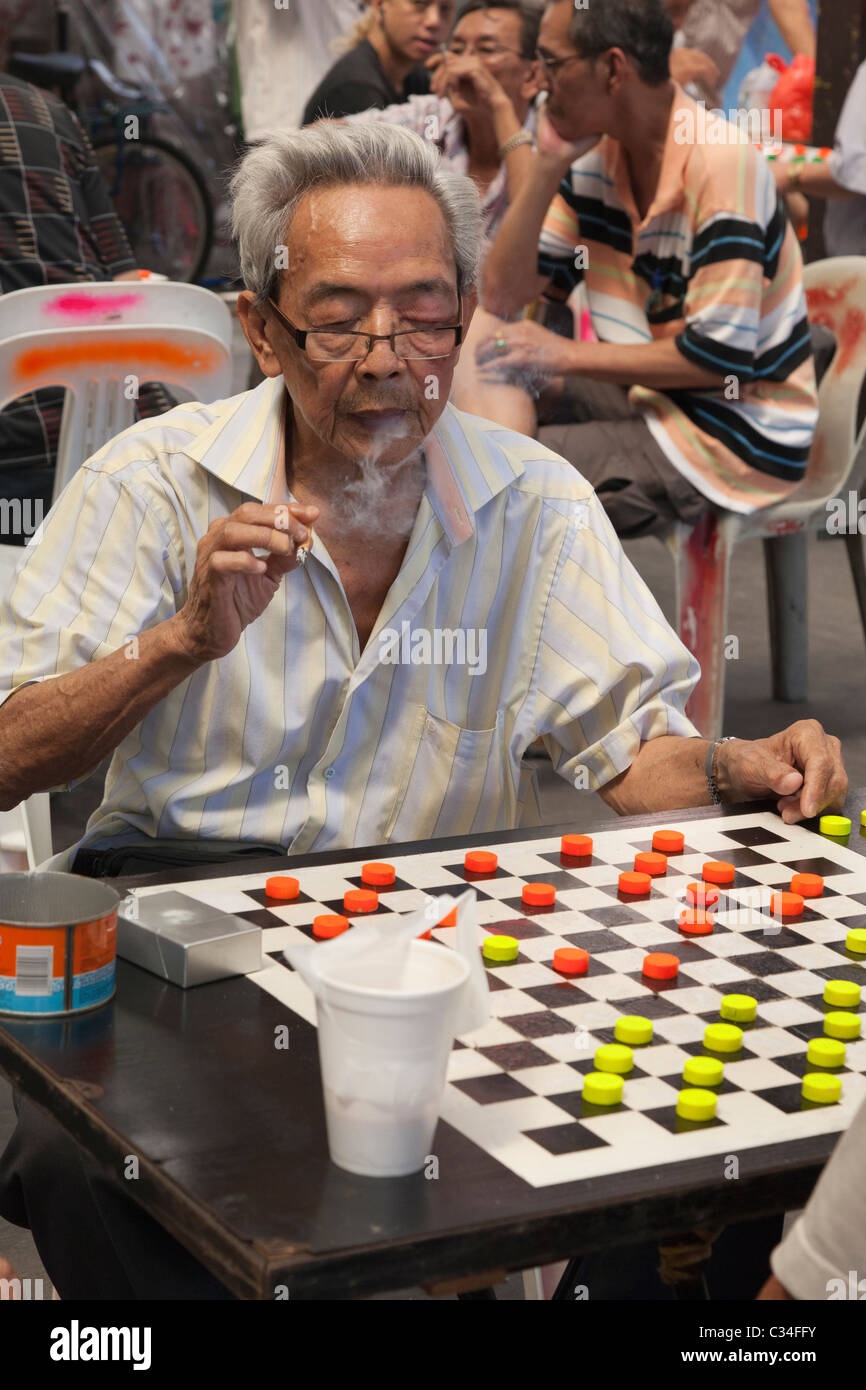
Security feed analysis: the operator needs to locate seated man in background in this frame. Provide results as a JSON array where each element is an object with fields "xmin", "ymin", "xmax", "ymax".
[
  {"xmin": 301, "ymin": 0, "xmax": 453, "ymax": 125},
  {"xmin": 0, "ymin": 120, "xmax": 846, "ymax": 1296},
  {"xmin": 338, "ymin": 0, "xmax": 546, "ymax": 416},
  {"xmin": 0, "ymin": 5, "xmax": 172, "ymax": 547},
  {"xmin": 480, "ymin": 0, "xmax": 818, "ymax": 539}
]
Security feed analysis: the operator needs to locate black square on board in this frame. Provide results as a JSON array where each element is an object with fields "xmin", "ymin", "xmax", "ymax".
[
  {"xmin": 561, "ymin": 928, "xmax": 632, "ymax": 954},
  {"xmin": 523, "ymin": 982, "xmax": 590, "ymax": 1009},
  {"xmin": 525, "ymin": 1122, "xmax": 610, "ymax": 1154},
  {"xmin": 484, "ymin": 917, "xmax": 549, "ymax": 939},
  {"xmin": 478, "ymin": 1041, "xmax": 555, "ymax": 1070},
  {"xmin": 722, "ymin": 827, "xmax": 786, "ymax": 847},
  {"xmin": 741, "ymin": 927, "xmax": 812, "ymax": 951},
  {"xmin": 344, "ymin": 873, "xmax": 413, "ymax": 893},
  {"xmin": 238, "ymin": 908, "xmax": 288, "ymax": 930},
  {"xmin": 709, "ymin": 847, "xmax": 771, "ymax": 868},
  {"xmin": 756, "ymin": 1083, "xmax": 817, "ymax": 1114},
  {"xmin": 504, "ymin": 1010, "xmax": 576, "ymax": 1039},
  {"xmin": 501, "ymin": 896, "xmax": 569, "ymax": 918},
  {"xmin": 453, "ymin": 1074, "xmax": 534, "ymax": 1104},
  {"xmin": 726, "ymin": 950, "xmax": 804, "ymax": 978},
  {"xmin": 616, "ymin": 994, "xmax": 687, "ymax": 1018},
  {"xmin": 582, "ymin": 906, "xmax": 651, "ymax": 927},
  {"xmin": 789, "ymin": 857, "xmax": 851, "ymax": 877},
  {"xmin": 247, "ymin": 886, "xmax": 315, "ymax": 909},
  {"xmin": 644, "ymin": 1106, "xmax": 723, "ymax": 1134}
]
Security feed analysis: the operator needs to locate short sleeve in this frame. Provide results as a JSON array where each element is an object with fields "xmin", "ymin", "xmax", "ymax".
[
  {"xmin": 536, "ymin": 492, "xmax": 700, "ymax": 789},
  {"xmin": 538, "ymin": 178, "xmax": 583, "ymax": 303},
  {"xmin": 771, "ymin": 1087, "xmax": 866, "ymax": 1300},
  {"xmin": 0, "ymin": 464, "xmax": 184, "ymax": 792},
  {"xmin": 829, "ymin": 60, "xmax": 866, "ymax": 195}
]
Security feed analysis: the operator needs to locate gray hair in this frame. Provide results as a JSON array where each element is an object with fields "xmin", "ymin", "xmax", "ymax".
[{"xmin": 230, "ymin": 122, "xmax": 484, "ymax": 306}]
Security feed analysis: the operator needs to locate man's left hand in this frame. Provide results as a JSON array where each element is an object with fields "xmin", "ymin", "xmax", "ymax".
[
  {"xmin": 715, "ymin": 719, "xmax": 847, "ymax": 824},
  {"xmin": 475, "ymin": 319, "xmax": 574, "ymax": 385}
]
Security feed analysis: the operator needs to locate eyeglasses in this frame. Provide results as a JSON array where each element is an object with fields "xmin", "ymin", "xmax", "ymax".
[
  {"xmin": 445, "ymin": 40, "xmax": 526, "ymax": 60},
  {"xmin": 535, "ymin": 48, "xmax": 583, "ymax": 77},
  {"xmin": 266, "ymin": 297, "xmax": 464, "ymax": 362}
]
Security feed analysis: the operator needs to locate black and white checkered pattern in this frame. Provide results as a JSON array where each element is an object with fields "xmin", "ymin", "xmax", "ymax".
[{"xmin": 128, "ymin": 812, "xmax": 866, "ymax": 1189}]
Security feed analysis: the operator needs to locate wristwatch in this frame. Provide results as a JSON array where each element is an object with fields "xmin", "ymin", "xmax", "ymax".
[{"xmin": 706, "ymin": 736, "xmax": 736, "ymax": 805}]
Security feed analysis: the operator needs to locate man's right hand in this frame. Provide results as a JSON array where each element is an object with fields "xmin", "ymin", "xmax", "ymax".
[{"xmin": 171, "ymin": 501, "xmax": 319, "ymax": 664}]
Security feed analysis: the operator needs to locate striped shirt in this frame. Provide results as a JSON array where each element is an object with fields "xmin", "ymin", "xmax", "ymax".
[
  {"xmin": 537, "ymin": 87, "xmax": 819, "ymax": 513},
  {"xmin": 0, "ymin": 375, "xmax": 700, "ymax": 872}
]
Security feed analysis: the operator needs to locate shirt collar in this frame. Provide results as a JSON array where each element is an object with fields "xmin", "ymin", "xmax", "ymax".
[
  {"xmin": 184, "ymin": 375, "xmax": 526, "ymax": 546},
  {"xmin": 608, "ymin": 82, "xmax": 693, "ymax": 228}
]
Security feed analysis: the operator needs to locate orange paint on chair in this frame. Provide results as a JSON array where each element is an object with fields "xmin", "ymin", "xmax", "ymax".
[{"xmin": 13, "ymin": 338, "xmax": 220, "ymax": 383}]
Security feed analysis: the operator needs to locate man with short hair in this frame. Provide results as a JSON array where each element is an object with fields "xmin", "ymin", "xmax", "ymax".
[
  {"xmin": 0, "ymin": 121, "xmax": 846, "ymax": 1297},
  {"xmin": 302, "ymin": 0, "xmax": 455, "ymax": 125},
  {"xmin": 480, "ymin": 0, "xmax": 819, "ymax": 538},
  {"xmin": 344, "ymin": 1, "xmax": 543, "ymax": 247}
]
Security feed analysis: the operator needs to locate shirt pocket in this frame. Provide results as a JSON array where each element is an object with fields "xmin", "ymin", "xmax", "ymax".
[{"xmin": 384, "ymin": 707, "xmax": 503, "ymax": 843}]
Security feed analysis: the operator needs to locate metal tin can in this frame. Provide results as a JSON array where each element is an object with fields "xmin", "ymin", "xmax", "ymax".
[{"xmin": 0, "ymin": 873, "xmax": 120, "ymax": 1017}]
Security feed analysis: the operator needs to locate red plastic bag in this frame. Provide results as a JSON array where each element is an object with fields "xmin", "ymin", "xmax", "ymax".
[{"xmin": 769, "ymin": 55, "xmax": 815, "ymax": 143}]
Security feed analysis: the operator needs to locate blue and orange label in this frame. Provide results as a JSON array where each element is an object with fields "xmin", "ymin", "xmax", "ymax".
[{"xmin": 0, "ymin": 913, "xmax": 116, "ymax": 1015}]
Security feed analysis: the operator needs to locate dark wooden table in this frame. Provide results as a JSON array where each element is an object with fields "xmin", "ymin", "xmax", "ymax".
[{"xmin": 1, "ymin": 792, "xmax": 864, "ymax": 1300}]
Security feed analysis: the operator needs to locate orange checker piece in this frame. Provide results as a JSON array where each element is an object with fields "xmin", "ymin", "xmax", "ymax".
[
  {"xmin": 553, "ymin": 947, "xmax": 589, "ymax": 976},
  {"xmin": 679, "ymin": 908, "xmax": 714, "ymax": 935},
  {"xmin": 361, "ymin": 862, "xmax": 395, "ymax": 886},
  {"xmin": 313, "ymin": 914, "xmax": 349, "ymax": 939},
  {"xmin": 523, "ymin": 882, "xmax": 556, "ymax": 906},
  {"xmin": 687, "ymin": 881, "xmax": 720, "ymax": 908},
  {"xmin": 561, "ymin": 834, "xmax": 593, "ymax": 858},
  {"xmin": 791, "ymin": 873, "xmax": 824, "ymax": 898},
  {"xmin": 652, "ymin": 829, "xmax": 685, "ymax": 854},
  {"xmin": 265, "ymin": 875, "xmax": 299, "ymax": 900},
  {"xmin": 634, "ymin": 851, "xmax": 667, "ymax": 876},
  {"xmin": 643, "ymin": 952, "xmax": 679, "ymax": 980},
  {"xmin": 619, "ymin": 871, "xmax": 652, "ymax": 896},
  {"xmin": 771, "ymin": 891, "xmax": 804, "ymax": 918},
  {"xmin": 702, "ymin": 861, "xmax": 736, "ymax": 885},
  {"xmin": 438, "ymin": 908, "xmax": 457, "ymax": 927},
  {"xmin": 464, "ymin": 850, "xmax": 498, "ymax": 874},
  {"xmin": 343, "ymin": 888, "xmax": 378, "ymax": 914}
]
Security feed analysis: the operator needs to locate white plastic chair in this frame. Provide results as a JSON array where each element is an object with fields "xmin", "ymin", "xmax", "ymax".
[
  {"xmin": 0, "ymin": 280, "xmax": 234, "ymax": 867},
  {"xmin": 665, "ymin": 256, "xmax": 866, "ymax": 738}
]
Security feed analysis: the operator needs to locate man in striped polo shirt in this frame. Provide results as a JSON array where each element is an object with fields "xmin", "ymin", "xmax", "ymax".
[{"xmin": 480, "ymin": 0, "xmax": 819, "ymax": 536}]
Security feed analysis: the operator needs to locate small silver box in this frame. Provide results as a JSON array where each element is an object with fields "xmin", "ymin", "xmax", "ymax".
[{"xmin": 116, "ymin": 890, "xmax": 263, "ymax": 988}]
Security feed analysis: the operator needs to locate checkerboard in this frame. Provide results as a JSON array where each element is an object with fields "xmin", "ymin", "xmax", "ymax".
[{"xmin": 126, "ymin": 811, "xmax": 866, "ymax": 1189}]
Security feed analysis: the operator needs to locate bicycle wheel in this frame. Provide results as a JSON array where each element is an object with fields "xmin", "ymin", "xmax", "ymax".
[{"xmin": 93, "ymin": 134, "xmax": 214, "ymax": 282}]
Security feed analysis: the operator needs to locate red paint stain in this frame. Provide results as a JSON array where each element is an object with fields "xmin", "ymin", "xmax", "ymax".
[
  {"xmin": 806, "ymin": 281, "xmax": 866, "ymax": 374},
  {"xmin": 766, "ymin": 518, "xmax": 803, "ymax": 536},
  {"xmin": 45, "ymin": 292, "xmax": 143, "ymax": 318},
  {"xmin": 14, "ymin": 338, "xmax": 219, "ymax": 383}
]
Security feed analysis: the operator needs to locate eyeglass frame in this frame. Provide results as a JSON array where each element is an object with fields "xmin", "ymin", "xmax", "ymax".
[
  {"xmin": 264, "ymin": 295, "xmax": 464, "ymax": 361},
  {"xmin": 443, "ymin": 40, "xmax": 528, "ymax": 60},
  {"xmin": 535, "ymin": 48, "xmax": 584, "ymax": 78}
]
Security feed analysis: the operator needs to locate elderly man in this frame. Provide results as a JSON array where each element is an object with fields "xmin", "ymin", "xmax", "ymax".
[
  {"xmin": 0, "ymin": 120, "xmax": 847, "ymax": 1298},
  {"xmin": 479, "ymin": 0, "xmax": 819, "ymax": 538}
]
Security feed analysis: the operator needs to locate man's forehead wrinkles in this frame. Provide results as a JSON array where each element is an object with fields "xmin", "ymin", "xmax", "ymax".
[{"xmin": 298, "ymin": 276, "xmax": 457, "ymax": 307}]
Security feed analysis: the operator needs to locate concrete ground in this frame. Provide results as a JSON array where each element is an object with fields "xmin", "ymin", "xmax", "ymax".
[{"xmin": 2, "ymin": 517, "xmax": 864, "ymax": 1300}]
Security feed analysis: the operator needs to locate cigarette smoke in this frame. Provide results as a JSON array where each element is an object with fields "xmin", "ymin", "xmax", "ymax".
[{"xmin": 327, "ymin": 410, "xmax": 427, "ymax": 540}]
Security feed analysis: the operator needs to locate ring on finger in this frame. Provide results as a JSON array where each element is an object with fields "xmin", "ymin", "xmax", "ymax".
[{"xmin": 494, "ymin": 335, "xmax": 508, "ymax": 354}]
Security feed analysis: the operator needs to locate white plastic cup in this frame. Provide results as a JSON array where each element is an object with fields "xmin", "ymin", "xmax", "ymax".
[{"xmin": 315, "ymin": 939, "xmax": 470, "ymax": 1177}]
